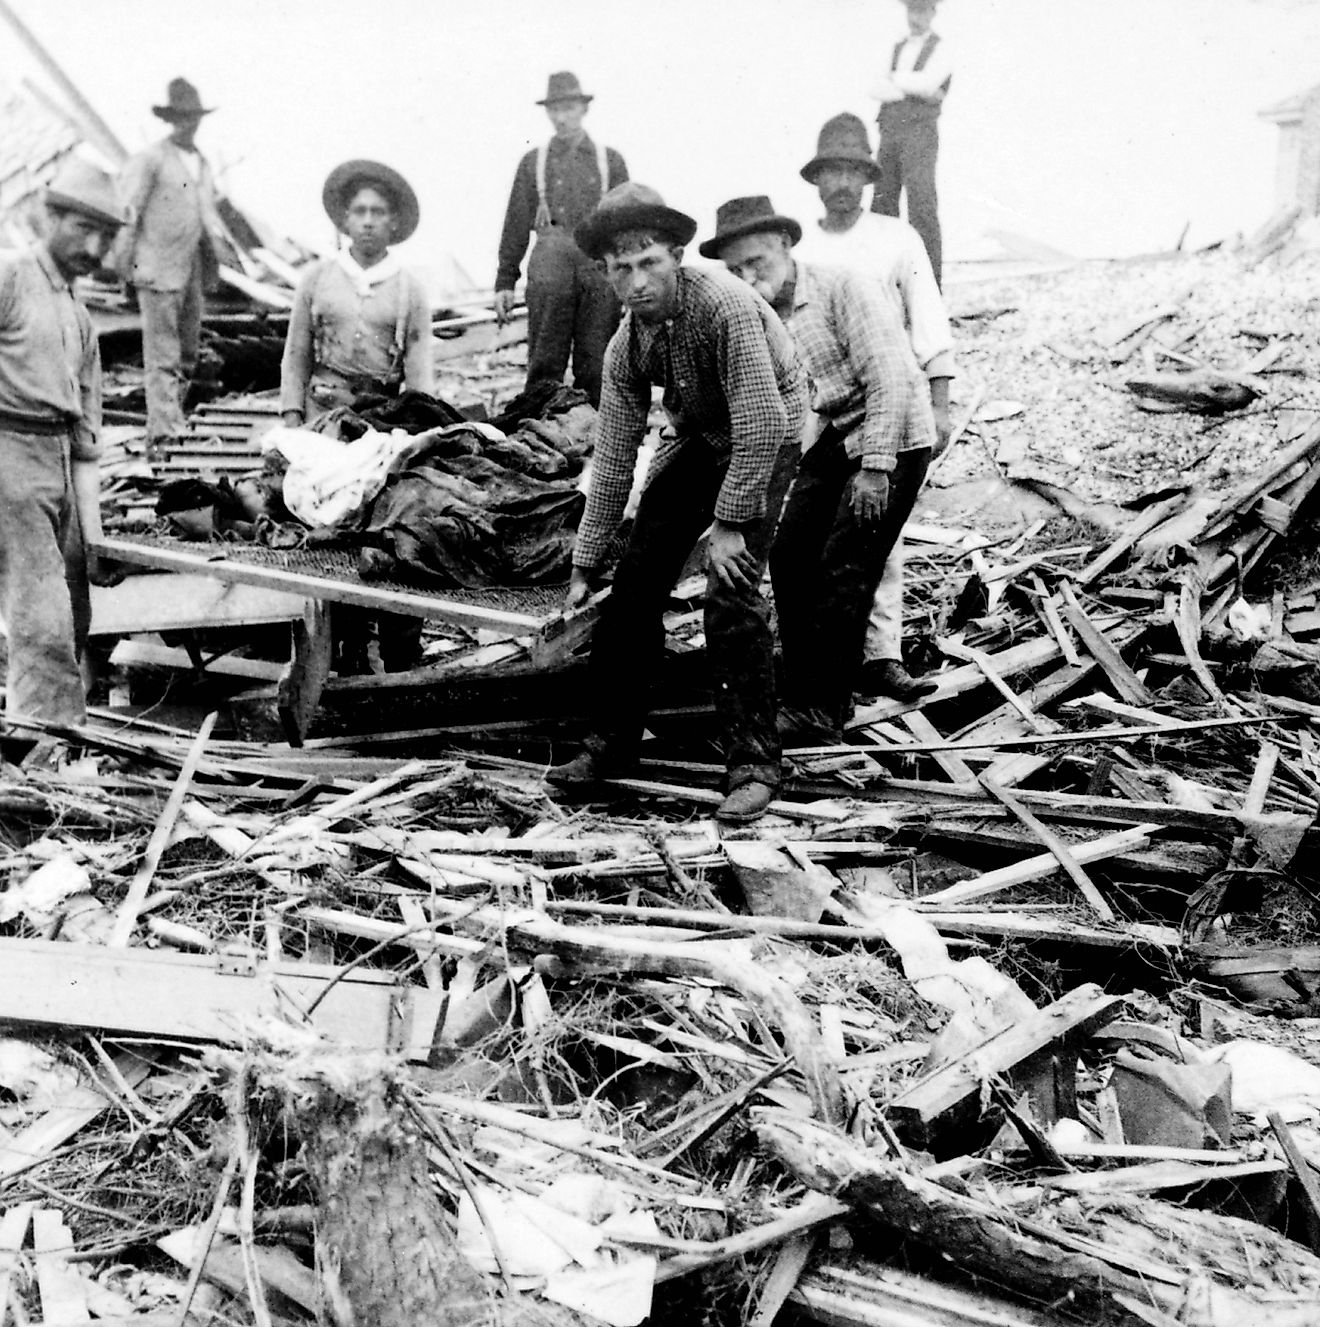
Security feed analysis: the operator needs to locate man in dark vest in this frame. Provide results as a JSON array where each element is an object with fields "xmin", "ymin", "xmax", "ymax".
[
  {"xmin": 870, "ymin": 0, "xmax": 952, "ymax": 286},
  {"xmin": 494, "ymin": 72, "xmax": 628, "ymax": 407}
]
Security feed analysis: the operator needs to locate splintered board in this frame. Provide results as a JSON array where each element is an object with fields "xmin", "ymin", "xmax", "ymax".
[{"xmin": 97, "ymin": 534, "xmax": 566, "ymax": 634}]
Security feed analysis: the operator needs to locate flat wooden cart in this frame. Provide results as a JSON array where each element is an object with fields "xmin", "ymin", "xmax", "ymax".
[{"xmin": 95, "ymin": 535, "xmax": 594, "ymax": 745}]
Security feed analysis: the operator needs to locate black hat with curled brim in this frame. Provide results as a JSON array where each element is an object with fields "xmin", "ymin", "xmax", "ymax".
[
  {"xmin": 574, "ymin": 182, "xmax": 698, "ymax": 261},
  {"xmin": 697, "ymin": 196, "xmax": 802, "ymax": 259},
  {"xmin": 321, "ymin": 159, "xmax": 420, "ymax": 244}
]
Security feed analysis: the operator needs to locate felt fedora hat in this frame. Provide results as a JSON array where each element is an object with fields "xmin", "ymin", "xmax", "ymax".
[
  {"xmin": 537, "ymin": 71, "xmax": 593, "ymax": 105},
  {"xmin": 322, "ymin": 159, "xmax": 421, "ymax": 243},
  {"xmin": 45, "ymin": 156, "xmax": 124, "ymax": 231},
  {"xmin": 698, "ymin": 196, "xmax": 801, "ymax": 259},
  {"xmin": 800, "ymin": 112, "xmax": 882, "ymax": 185},
  {"xmin": 152, "ymin": 77, "xmax": 215, "ymax": 121},
  {"xmin": 575, "ymin": 183, "xmax": 697, "ymax": 261}
]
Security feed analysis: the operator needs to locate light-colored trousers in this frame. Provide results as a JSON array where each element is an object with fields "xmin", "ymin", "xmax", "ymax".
[
  {"xmin": 864, "ymin": 537, "xmax": 904, "ymax": 662},
  {"xmin": 139, "ymin": 255, "xmax": 203, "ymax": 442},
  {"xmin": 0, "ymin": 430, "xmax": 89, "ymax": 726}
]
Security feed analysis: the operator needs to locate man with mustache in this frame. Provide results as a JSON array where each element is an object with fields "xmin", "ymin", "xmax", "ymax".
[
  {"xmin": 0, "ymin": 158, "xmax": 124, "ymax": 756},
  {"xmin": 703, "ymin": 196, "xmax": 935, "ymax": 747},
  {"xmin": 546, "ymin": 184, "xmax": 806, "ymax": 824},
  {"xmin": 796, "ymin": 111, "xmax": 954, "ymax": 702}
]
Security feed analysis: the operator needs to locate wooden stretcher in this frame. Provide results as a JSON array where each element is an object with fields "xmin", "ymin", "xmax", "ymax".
[{"xmin": 94, "ymin": 535, "xmax": 597, "ymax": 746}]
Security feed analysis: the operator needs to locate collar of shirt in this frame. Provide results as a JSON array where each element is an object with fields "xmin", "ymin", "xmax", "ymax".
[
  {"xmin": 32, "ymin": 242, "xmax": 70, "ymax": 294},
  {"xmin": 547, "ymin": 131, "xmax": 598, "ymax": 159},
  {"xmin": 335, "ymin": 248, "xmax": 402, "ymax": 297}
]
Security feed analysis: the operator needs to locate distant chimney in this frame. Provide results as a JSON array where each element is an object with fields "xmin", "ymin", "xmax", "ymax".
[{"xmin": 1260, "ymin": 83, "xmax": 1320, "ymax": 216}]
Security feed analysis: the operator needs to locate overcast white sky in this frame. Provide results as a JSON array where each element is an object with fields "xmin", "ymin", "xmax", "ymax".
[{"xmin": 4, "ymin": 0, "xmax": 1320, "ymax": 286}]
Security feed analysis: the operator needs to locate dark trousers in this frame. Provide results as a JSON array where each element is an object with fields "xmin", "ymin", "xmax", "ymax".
[
  {"xmin": 772, "ymin": 429, "xmax": 929, "ymax": 724},
  {"xmin": 526, "ymin": 229, "xmax": 620, "ymax": 407},
  {"xmin": 585, "ymin": 440, "xmax": 799, "ymax": 789},
  {"xmin": 872, "ymin": 115, "xmax": 942, "ymax": 287}
]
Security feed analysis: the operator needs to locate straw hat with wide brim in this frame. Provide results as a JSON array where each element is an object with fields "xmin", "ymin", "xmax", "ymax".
[
  {"xmin": 321, "ymin": 160, "xmax": 420, "ymax": 243},
  {"xmin": 152, "ymin": 78, "xmax": 215, "ymax": 121},
  {"xmin": 574, "ymin": 183, "xmax": 697, "ymax": 261}
]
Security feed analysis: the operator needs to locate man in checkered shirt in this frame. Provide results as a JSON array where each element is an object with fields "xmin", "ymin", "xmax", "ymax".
[
  {"xmin": 545, "ymin": 183, "xmax": 806, "ymax": 825},
  {"xmin": 702, "ymin": 195, "xmax": 935, "ymax": 746}
]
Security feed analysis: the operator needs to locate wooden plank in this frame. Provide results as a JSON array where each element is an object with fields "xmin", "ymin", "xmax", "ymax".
[
  {"xmin": 0, "ymin": 936, "xmax": 443, "ymax": 1062},
  {"xmin": 1074, "ymin": 492, "xmax": 1192, "ymax": 586},
  {"xmin": 889, "ymin": 984, "xmax": 1126, "ymax": 1148},
  {"xmin": 278, "ymin": 600, "xmax": 332, "ymax": 747},
  {"xmin": 1058, "ymin": 584, "xmax": 1155, "ymax": 705},
  {"xmin": 109, "ymin": 712, "xmax": 218, "ymax": 946},
  {"xmin": 89, "ymin": 572, "xmax": 305, "ymax": 636},
  {"xmin": 0, "ymin": 1204, "xmax": 32, "ymax": 1316},
  {"xmin": 1268, "ymin": 1111, "xmax": 1320, "ymax": 1252},
  {"xmin": 918, "ymin": 824, "xmax": 1161, "ymax": 907},
  {"xmin": 939, "ymin": 640, "xmax": 1056, "ymax": 735},
  {"xmin": 979, "ymin": 777, "xmax": 1116, "ymax": 921},
  {"xmin": 902, "ymin": 711, "xmax": 976, "ymax": 784},
  {"xmin": 96, "ymin": 536, "xmax": 546, "ymax": 632},
  {"xmin": 33, "ymin": 1208, "xmax": 89, "ymax": 1324},
  {"xmin": 157, "ymin": 1229, "xmax": 318, "ymax": 1313},
  {"xmin": 110, "ymin": 638, "xmax": 286, "ymax": 683}
]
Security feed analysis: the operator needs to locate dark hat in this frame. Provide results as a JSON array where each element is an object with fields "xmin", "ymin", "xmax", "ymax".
[
  {"xmin": 322, "ymin": 159, "xmax": 420, "ymax": 243},
  {"xmin": 152, "ymin": 77, "xmax": 214, "ymax": 121},
  {"xmin": 575, "ymin": 183, "xmax": 697, "ymax": 261},
  {"xmin": 537, "ymin": 71, "xmax": 593, "ymax": 106},
  {"xmin": 45, "ymin": 156, "xmax": 124, "ymax": 231},
  {"xmin": 800, "ymin": 112, "xmax": 882, "ymax": 185},
  {"xmin": 698, "ymin": 196, "xmax": 801, "ymax": 260}
]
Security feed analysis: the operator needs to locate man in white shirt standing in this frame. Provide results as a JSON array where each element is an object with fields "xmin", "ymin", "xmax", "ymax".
[
  {"xmin": 797, "ymin": 111, "xmax": 952, "ymax": 701},
  {"xmin": 871, "ymin": 0, "xmax": 952, "ymax": 287}
]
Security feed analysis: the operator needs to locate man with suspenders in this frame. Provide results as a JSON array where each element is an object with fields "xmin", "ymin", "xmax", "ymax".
[
  {"xmin": 495, "ymin": 72, "xmax": 629, "ymax": 407},
  {"xmin": 871, "ymin": 0, "xmax": 952, "ymax": 287}
]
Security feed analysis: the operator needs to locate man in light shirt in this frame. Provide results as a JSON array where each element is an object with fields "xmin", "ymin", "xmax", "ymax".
[
  {"xmin": 871, "ymin": 0, "xmax": 952, "ymax": 286},
  {"xmin": 115, "ymin": 78, "xmax": 225, "ymax": 450},
  {"xmin": 797, "ymin": 111, "xmax": 953, "ymax": 701}
]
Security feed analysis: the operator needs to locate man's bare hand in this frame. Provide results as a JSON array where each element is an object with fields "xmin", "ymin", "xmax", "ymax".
[
  {"xmin": 564, "ymin": 567, "xmax": 595, "ymax": 612},
  {"xmin": 850, "ymin": 470, "xmax": 890, "ymax": 525},
  {"xmin": 86, "ymin": 555, "xmax": 125, "ymax": 589},
  {"xmin": 493, "ymin": 290, "xmax": 516, "ymax": 326},
  {"xmin": 707, "ymin": 520, "xmax": 759, "ymax": 593},
  {"xmin": 932, "ymin": 403, "xmax": 952, "ymax": 458},
  {"xmin": 281, "ymin": 409, "xmax": 304, "ymax": 430}
]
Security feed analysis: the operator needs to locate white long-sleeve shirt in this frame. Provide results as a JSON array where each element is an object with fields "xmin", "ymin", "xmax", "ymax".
[
  {"xmin": 795, "ymin": 214, "xmax": 955, "ymax": 381},
  {"xmin": 873, "ymin": 31, "xmax": 954, "ymax": 104}
]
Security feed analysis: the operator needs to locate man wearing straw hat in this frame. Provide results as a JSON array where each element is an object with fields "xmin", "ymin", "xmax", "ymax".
[
  {"xmin": 703, "ymin": 196, "xmax": 935, "ymax": 748},
  {"xmin": 115, "ymin": 78, "xmax": 225, "ymax": 451},
  {"xmin": 545, "ymin": 183, "xmax": 806, "ymax": 824},
  {"xmin": 0, "ymin": 158, "xmax": 124, "ymax": 753},
  {"xmin": 494, "ymin": 72, "xmax": 628, "ymax": 408},
  {"xmin": 797, "ymin": 111, "xmax": 953, "ymax": 701}
]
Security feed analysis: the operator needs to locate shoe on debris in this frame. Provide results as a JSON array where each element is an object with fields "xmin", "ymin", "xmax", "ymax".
[
  {"xmin": 777, "ymin": 706, "xmax": 844, "ymax": 748},
  {"xmin": 856, "ymin": 658, "xmax": 937, "ymax": 701},
  {"xmin": 545, "ymin": 750, "xmax": 606, "ymax": 787},
  {"xmin": 716, "ymin": 780, "xmax": 776, "ymax": 824}
]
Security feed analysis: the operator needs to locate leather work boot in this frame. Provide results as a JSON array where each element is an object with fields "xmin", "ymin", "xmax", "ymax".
[
  {"xmin": 545, "ymin": 750, "xmax": 607, "ymax": 787},
  {"xmin": 857, "ymin": 658, "xmax": 937, "ymax": 702},
  {"xmin": 716, "ymin": 780, "xmax": 776, "ymax": 824}
]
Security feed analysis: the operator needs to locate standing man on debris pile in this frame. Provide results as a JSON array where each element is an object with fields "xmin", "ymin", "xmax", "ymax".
[
  {"xmin": 871, "ymin": 0, "xmax": 952, "ymax": 287},
  {"xmin": 797, "ymin": 111, "xmax": 953, "ymax": 701},
  {"xmin": 0, "ymin": 159, "xmax": 124, "ymax": 749},
  {"xmin": 546, "ymin": 184, "xmax": 806, "ymax": 825},
  {"xmin": 704, "ymin": 196, "xmax": 935, "ymax": 747},
  {"xmin": 494, "ymin": 72, "xmax": 629, "ymax": 408},
  {"xmin": 114, "ymin": 78, "xmax": 225, "ymax": 452}
]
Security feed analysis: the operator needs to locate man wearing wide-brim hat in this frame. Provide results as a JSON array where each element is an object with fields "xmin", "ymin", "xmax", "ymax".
[
  {"xmin": 703, "ymin": 195, "xmax": 936, "ymax": 748},
  {"xmin": 114, "ymin": 77, "xmax": 226, "ymax": 450},
  {"xmin": 796, "ymin": 110, "xmax": 954, "ymax": 702},
  {"xmin": 545, "ymin": 183, "xmax": 807, "ymax": 825},
  {"xmin": 0, "ymin": 156, "xmax": 126, "ymax": 758},
  {"xmin": 494, "ymin": 72, "xmax": 629, "ymax": 408},
  {"xmin": 870, "ymin": 0, "xmax": 952, "ymax": 286}
]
